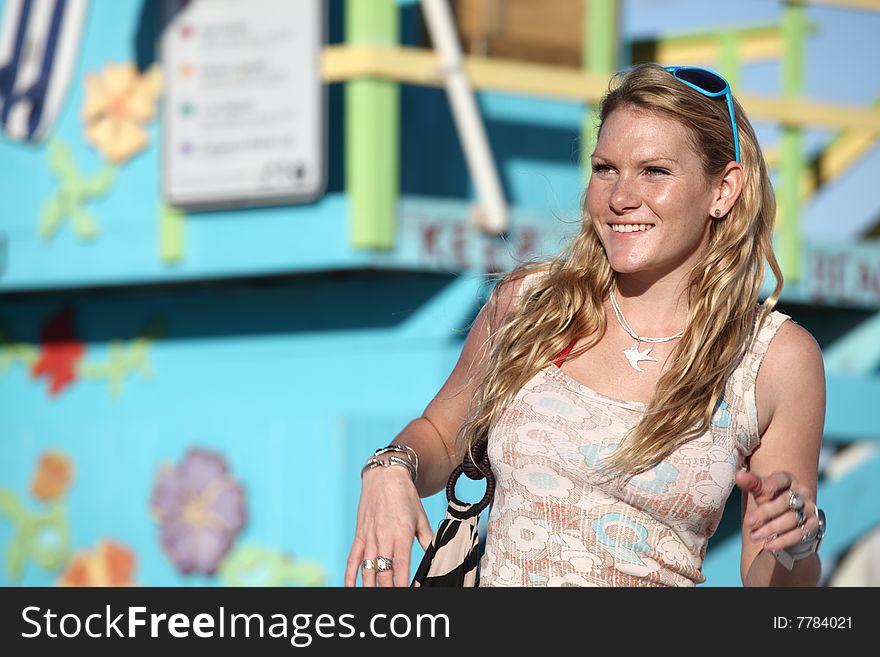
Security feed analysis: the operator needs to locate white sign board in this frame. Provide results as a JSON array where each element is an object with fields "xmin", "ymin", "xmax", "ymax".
[{"xmin": 161, "ymin": 0, "xmax": 324, "ymax": 209}]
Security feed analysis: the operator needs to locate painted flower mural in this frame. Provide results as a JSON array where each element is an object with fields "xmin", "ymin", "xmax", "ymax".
[
  {"xmin": 219, "ymin": 545, "xmax": 327, "ymax": 587},
  {"xmin": 40, "ymin": 140, "xmax": 114, "ymax": 242},
  {"xmin": 150, "ymin": 448, "xmax": 247, "ymax": 576},
  {"xmin": 58, "ymin": 539, "xmax": 136, "ymax": 587},
  {"xmin": 31, "ymin": 308, "xmax": 85, "ymax": 396},
  {"xmin": 31, "ymin": 451, "xmax": 74, "ymax": 502},
  {"xmin": 82, "ymin": 62, "xmax": 163, "ymax": 163}
]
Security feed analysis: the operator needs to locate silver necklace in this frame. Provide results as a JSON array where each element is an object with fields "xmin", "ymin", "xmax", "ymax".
[{"xmin": 609, "ymin": 289, "xmax": 684, "ymax": 372}]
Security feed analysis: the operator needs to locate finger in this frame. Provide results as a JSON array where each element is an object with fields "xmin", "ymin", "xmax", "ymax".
[
  {"xmin": 744, "ymin": 491, "xmax": 793, "ymax": 531},
  {"xmin": 754, "ymin": 472, "xmax": 793, "ymax": 503},
  {"xmin": 344, "ymin": 537, "xmax": 366, "ymax": 588},
  {"xmin": 749, "ymin": 507, "xmax": 807, "ymax": 545},
  {"xmin": 764, "ymin": 512, "xmax": 818, "ymax": 553},
  {"xmin": 361, "ymin": 540, "xmax": 379, "ymax": 588},
  {"xmin": 416, "ymin": 512, "xmax": 434, "ymax": 551},
  {"xmin": 376, "ymin": 543, "xmax": 395, "ymax": 588},
  {"xmin": 734, "ymin": 470, "xmax": 763, "ymax": 497},
  {"xmin": 393, "ymin": 539, "xmax": 411, "ymax": 588}
]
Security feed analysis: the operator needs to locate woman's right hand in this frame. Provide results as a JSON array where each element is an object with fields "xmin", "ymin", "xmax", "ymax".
[{"xmin": 344, "ymin": 465, "xmax": 434, "ymax": 587}]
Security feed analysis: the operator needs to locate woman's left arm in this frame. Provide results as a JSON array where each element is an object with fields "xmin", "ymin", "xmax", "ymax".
[{"xmin": 736, "ymin": 320, "xmax": 826, "ymax": 587}]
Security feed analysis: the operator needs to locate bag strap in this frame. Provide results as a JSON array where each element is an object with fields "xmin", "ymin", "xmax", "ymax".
[{"xmin": 445, "ymin": 437, "xmax": 495, "ymax": 519}]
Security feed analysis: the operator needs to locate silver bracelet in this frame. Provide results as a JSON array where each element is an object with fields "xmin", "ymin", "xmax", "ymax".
[
  {"xmin": 361, "ymin": 457, "xmax": 386, "ymax": 478},
  {"xmin": 772, "ymin": 507, "xmax": 826, "ymax": 571},
  {"xmin": 360, "ymin": 455, "xmax": 418, "ymax": 483},
  {"xmin": 374, "ymin": 444, "xmax": 419, "ymax": 473}
]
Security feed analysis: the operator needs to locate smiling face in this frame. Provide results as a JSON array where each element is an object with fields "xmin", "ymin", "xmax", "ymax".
[{"xmin": 587, "ymin": 105, "xmax": 720, "ymax": 282}]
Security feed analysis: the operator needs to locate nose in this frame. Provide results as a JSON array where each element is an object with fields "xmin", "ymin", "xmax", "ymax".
[{"xmin": 609, "ymin": 174, "xmax": 641, "ymax": 215}]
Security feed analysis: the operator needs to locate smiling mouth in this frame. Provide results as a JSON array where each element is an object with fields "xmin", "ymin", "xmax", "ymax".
[{"xmin": 610, "ymin": 223, "xmax": 655, "ymax": 233}]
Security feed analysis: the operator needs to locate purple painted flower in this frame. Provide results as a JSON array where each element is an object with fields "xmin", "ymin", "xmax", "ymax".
[{"xmin": 150, "ymin": 448, "xmax": 247, "ymax": 575}]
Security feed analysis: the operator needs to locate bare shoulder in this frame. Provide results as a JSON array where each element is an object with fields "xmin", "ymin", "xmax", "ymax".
[
  {"xmin": 489, "ymin": 268, "xmax": 547, "ymax": 331},
  {"xmin": 762, "ymin": 318, "xmax": 823, "ymax": 380},
  {"xmin": 756, "ymin": 316, "xmax": 826, "ymax": 428}
]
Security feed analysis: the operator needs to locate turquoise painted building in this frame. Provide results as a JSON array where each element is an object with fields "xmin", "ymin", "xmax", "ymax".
[{"xmin": 1, "ymin": 0, "xmax": 878, "ymax": 587}]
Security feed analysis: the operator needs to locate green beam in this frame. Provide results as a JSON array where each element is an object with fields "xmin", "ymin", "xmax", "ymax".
[
  {"xmin": 717, "ymin": 30, "xmax": 741, "ymax": 91},
  {"xmin": 779, "ymin": 2, "xmax": 808, "ymax": 282},
  {"xmin": 158, "ymin": 204, "xmax": 185, "ymax": 264},
  {"xmin": 346, "ymin": 0, "xmax": 399, "ymax": 250},
  {"xmin": 582, "ymin": 0, "xmax": 618, "ymax": 179}
]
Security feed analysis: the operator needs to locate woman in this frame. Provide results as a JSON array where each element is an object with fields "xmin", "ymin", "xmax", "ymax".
[{"xmin": 345, "ymin": 63, "xmax": 826, "ymax": 587}]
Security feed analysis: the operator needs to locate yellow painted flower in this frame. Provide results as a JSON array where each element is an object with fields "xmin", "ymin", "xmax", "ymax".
[
  {"xmin": 82, "ymin": 62, "xmax": 162, "ymax": 164},
  {"xmin": 31, "ymin": 451, "xmax": 74, "ymax": 502}
]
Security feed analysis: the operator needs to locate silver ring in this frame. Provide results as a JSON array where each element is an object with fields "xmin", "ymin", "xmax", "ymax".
[
  {"xmin": 361, "ymin": 558, "xmax": 377, "ymax": 571},
  {"xmin": 794, "ymin": 507, "xmax": 806, "ymax": 527},
  {"xmin": 375, "ymin": 556, "xmax": 393, "ymax": 572},
  {"xmin": 788, "ymin": 490, "xmax": 804, "ymax": 511}
]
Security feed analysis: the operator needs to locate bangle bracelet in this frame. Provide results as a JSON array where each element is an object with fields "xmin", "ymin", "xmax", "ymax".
[
  {"xmin": 360, "ymin": 455, "xmax": 418, "ymax": 483},
  {"xmin": 361, "ymin": 457, "xmax": 386, "ymax": 478},
  {"xmin": 374, "ymin": 444, "xmax": 419, "ymax": 472},
  {"xmin": 387, "ymin": 455, "xmax": 417, "ymax": 483},
  {"xmin": 771, "ymin": 507, "xmax": 826, "ymax": 571}
]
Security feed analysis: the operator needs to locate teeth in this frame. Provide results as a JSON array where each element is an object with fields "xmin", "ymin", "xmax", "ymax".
[{"xmin": 611, "ymin": 224, "xmax": 654, "ymax": 232}]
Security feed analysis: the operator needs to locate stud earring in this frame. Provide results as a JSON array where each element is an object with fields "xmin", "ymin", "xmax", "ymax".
[{"xmin": 714, "ymin": 209, "xmax": 721, "ymax": 218}]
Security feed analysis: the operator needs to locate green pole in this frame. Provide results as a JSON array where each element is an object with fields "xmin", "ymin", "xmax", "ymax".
[
  {"xmin": 779, "ymin": 1, "xmax": 807, "ymax": 283},
  {"xmin": 717, "ymin": 30, "xmax": 740, "ymax": 91},
  {"xmin": 582, "ymin": 0, "xmax": 618, "ymax": 180},
  {"xmin": 345, "ymin": 0, "xmax": 399, "ymax": 249}
]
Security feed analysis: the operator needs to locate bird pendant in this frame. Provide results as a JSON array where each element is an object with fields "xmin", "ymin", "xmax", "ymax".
[{"xmin": 623, "ymin": 342, "xmax": 657, "ymax": 372}]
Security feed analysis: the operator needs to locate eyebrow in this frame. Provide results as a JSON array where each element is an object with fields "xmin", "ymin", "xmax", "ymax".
[{"xmin": 591, "ymin": 154, "xmax": 680, "ymax": 166}]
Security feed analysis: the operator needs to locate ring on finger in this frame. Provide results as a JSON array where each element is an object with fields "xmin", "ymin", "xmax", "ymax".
[
  {"xmin": 788, "ymin": 490, "xmax": 804, "ymax": 511},
  {"xmin": 794, "ymin": 507, "xmax": 806, "ymax": 527},
  {"xmin": 361, "ymin": 558, "xmax": 377, "ymax": 571},
  {"xmin": 375, "ymin": 556, "xmax": 393, "ymax": 572}
]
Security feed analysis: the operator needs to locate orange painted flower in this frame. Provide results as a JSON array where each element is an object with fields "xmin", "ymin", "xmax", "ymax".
[
  {"xmin": 31, "ymin": 451, "xmax": 74, "ymax": 502},
  {"xmin": 57, "ymin": 540, "xmax": 137, "ymax": 587},
  {"xmin": 82, "ymin": 63, "xmax": 162, "ymax": 163}
]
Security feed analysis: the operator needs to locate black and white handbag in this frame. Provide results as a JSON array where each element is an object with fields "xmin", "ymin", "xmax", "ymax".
[{"xmin": 411, "ymin": 440, "xmax": 494, "ymax": 587}]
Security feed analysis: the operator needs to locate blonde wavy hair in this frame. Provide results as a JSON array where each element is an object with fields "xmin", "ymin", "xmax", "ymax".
[{"xmin": 457, "ymin": 63, "xmax": 783, "ymax": 481}]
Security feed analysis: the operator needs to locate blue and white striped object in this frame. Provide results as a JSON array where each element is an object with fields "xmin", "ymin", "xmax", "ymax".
[{"xmin": 0, "ymin": 0, "xmax": 89, "ymax": 142}]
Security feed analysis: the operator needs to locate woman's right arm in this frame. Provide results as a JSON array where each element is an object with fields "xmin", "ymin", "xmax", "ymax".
[{"xmin": 343, "ymin": 274, "xmax": 526, "ymax": 587}]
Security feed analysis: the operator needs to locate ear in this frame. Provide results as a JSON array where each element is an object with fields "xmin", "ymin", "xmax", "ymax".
[{"xmin": 710, "ymin": 161, "xmax": 744, "ymax": 218}]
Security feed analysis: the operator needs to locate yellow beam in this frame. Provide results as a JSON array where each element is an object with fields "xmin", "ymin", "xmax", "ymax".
[
  {"xmin": 795, "ymin": 0, "xmax": 880, "ymax": 12},
  {"xmin": 654, "ymin": 30, "xmax": 782, "ymax": 65},
  {"xmin": 799, "ymin": 99, "xmax": 880, "ymax": 199},
  {"xmin": 322, "ymin": 45, "xmax": 880, "ymax": 131},
  {"xmin": 762, "ymin": 99, "xmax": 880, "ymax": 201},
  {"xmin": 322, "ymin": 45, "xmax": 609, "ymax": 100},
  {"xmin": 737, "ymin": 93, "xmax": 880, "ymax": 131}
]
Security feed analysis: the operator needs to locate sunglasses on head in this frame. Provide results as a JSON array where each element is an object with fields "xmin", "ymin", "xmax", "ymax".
[{"xmin": 665, "ymin": 66, "xmax": 741, "ymax": 164}]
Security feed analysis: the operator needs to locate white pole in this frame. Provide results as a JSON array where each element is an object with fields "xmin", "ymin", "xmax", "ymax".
[{"xmin": 421, "ymin": 0, "xmax": 508, "ymax": 234}]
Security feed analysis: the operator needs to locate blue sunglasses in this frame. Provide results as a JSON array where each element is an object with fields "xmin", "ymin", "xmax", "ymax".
[{"xmin": 665, "ymin": 66, "xmax": 741, "ymax": 164}]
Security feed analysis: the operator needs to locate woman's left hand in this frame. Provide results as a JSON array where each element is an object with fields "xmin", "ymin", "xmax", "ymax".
[{"xmin": 735, "ymin": 470, "xmax": 819, "ymax": 553}]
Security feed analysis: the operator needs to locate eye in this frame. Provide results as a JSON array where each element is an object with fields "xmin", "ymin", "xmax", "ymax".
[
  {"xmin": 645, "ymin": 167, "xmax": 670, "ymax": 176},
  {"xmin": 591, "ymin": 163, "xmax": 614, "ymax": 175}
]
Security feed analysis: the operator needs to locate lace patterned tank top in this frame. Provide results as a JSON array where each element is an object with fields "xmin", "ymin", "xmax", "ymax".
[{"xmin": 478, "ymin": 303, "xmax": 790, "ymax": 587}]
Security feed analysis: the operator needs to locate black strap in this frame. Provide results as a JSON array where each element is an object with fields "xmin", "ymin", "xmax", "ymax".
[{"xmin": 445, "ymin": 438, "xmax": 494, "ymax": 519}]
